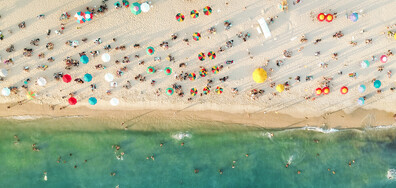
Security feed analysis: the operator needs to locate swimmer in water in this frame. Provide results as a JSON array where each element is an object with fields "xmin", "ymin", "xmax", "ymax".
[
  {"xmin": 194, "ymin": 169, "xmax": 199, "ymax": 174},
  {"xmin": 43, "ymin": 172, "xmax": 47, "ymax": 181},
  {"xmin": 246, "ymin": 154, "xmax": 249, "ymax": 157},
  {"xmin": 181, "ymin": 142, "xmax": 184, "ymax": 146},
  {"xmin": 285, "ymin": 163, "xmax": 289, "ymax": 168},
  {"xmin": 297, "ymin": 170, "xmax": 301, "ymax": 174},
  {"xmin": 219, "ymin": 169, "xmax": 223, "ymax": 175},
  {"xmin": 160, "ymin": 143, "xmax": 163, "ymax": 147}
]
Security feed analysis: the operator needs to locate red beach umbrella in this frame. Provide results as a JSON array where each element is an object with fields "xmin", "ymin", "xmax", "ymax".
[
  {"xmin": 340, "ymin": 86, "xmax": 348, "ymax": 94},
  {"xmin": 317, "ymin": 13, "xmax": 325, "ymax": 22},
  {"xmin": 68, "ymin": 97, "xmax": 77, "ymax": 105},
  {"xmin": 315, "ymin": 88, "xmax": 322, "ymax": 95},
  {"xmin": 323, "ymin": 87, "xmax": 330, "ymax": 95},
  {"xmin": 380, "ymin": 55, "xmax": 388, "ymax": 63},
  {"xmin": 325, "ymin": 14, "xmax": 333, "ymax": 22},
  {"xmin": 63, "ymin": 74, "xmax": 72, "ymax": 83}
]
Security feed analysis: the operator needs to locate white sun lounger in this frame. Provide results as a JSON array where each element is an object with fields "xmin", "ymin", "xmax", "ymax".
[{"xmin": 258, "ymin": 18, "xmax": 271, "ymax": 39}]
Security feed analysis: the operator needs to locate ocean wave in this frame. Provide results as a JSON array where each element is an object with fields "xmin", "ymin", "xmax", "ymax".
[
  {"xmin": 171, "ymin": 132, "xmax": 192, "ymax": 140},
  {"xmin": 365, "ymin": 125, "xmax": 396, "ymax": 130},
  {"xmin": 300, "ymin": 126, "xmax": 340, "ymax": 133}
]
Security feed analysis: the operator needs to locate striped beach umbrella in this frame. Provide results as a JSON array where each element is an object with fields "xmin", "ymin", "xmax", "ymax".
[
  {"xmin": 63, "ymin": 74, "xmax": 72, "ymax": 83},
  {"xmin": 190, "ymin": 10, "xmax": 199, "ymax": 18},
  {"xmin": 2, "ymin": 87, "xmax": 10, "ymax": 96},
  {"xmin": 26, "ymin": 91, "xmax": 36, "ymax": 100},
  {"xmin": 83, "ymin": 73, "xmax": 93, "ymax": 82},
  {"xmin": 208, "ymin": 51, "xmax": 216, "ymax": 59},
  {"xmin": 323, "ymin": 87, "xmax": 330, "ymax": 95},
  {"xmin": 190, "ymin": 88, "xmax": 197, "ymax": 96},
  {"xmin": 164, "ymin": 67, "xmax": 172, "ymax": 75},
  {"xmin": 340, "ymin": 86, "xmax": 348, "ymax": 94},
  {"xmin": 203, "ymin": 6, "xmax": 212, "ymax": 16},
  {"xmin": 85, "ymin": 11, "xmax": 93, "ymax": 21},
  {"xmin": 146, "ymin": 46, "xmax": 155, "ymax": 55},
  {"xmin": 80, "ymin": 55, "xmax": 89, "ymax": 64},
  {"xmin": 193, "ymin": 32, "xmax": 201, "ymax": 41},
  {"xmin": 361, "ymin": 60, "xmax": 369, "ymax": 68},
  {"xmin": 326, "ymin": 14, "xmax": 334, "ymax": 22},
  {"xmin": 315, "ymin": 88, "xmax": 322, "ymax": 95},
  {"xmin": 215, "ymin": 86, "xmax": 223, "ymax": 94},
  {"xmin": 212, "ymin": 66, "xmax": 219, "ymax": 74},
  {"xmin": 357, "ymin": 97, "xmax": 365, "ymax": 105},
  {"xmin": 199, "ymin": 68, "xmax": 207, "ymax": 77},
  {"xmin": 358, "ymin": 85, "xmax": 366, "ymax": 93},
  {"xmin": 380, "ymin": 55, "xmax": 388, "ymax": 63},
  {"xmin": 68, "ymin": 97, "xmax": 77, "ymax": 105},
  {"xmin": 88, "ymin": 97, "xmax": 97, "ymax": 105},
  {"xmin": 147, "ymin": 66, "xmax": 155, "ymax": 74},
  {"xmin": 130, "ymin": 2, "xmax": 142, "ymax": 15},
  {"xmin": 189, "ymin": 73, "xmax": 196, "ymax": 81},
  {"xmin": 203, "ymin": 86, "xmax": 210, "ymax": 95},
  {"xmin": 74, "ymin": 12, "xmax": 86, "ymax": 23},
  {"xmin": 166, "ymin": 88, "xmax": 174, "ymax": 96},
  {"xmin": 198, "ymin": 52, "xmax": 205, "ymax": 61},
  {"xmin": 374, "ymin": 80, "xmax": 381, "ymax": 88},
  {"xmin": 317, "ymin": 13, "xmax": 325, "ymax": 22},
  {"xmin": 276, "ymin": 84, "xmax": 285, "ymax": 93},
  {"xmin": 176, "ymin": 13, "xmax": 185, "ymax": 22}
]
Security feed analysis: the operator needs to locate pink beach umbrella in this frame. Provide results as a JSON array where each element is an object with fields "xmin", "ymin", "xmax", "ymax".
[{"xmin": 380, "ymin": 55, "xmax": 388, "ymax": 63}]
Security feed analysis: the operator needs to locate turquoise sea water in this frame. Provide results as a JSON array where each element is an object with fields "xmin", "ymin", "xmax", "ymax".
[{"xmin": 1, "ymin": 117, "xmax": 396, "ymax": 187}]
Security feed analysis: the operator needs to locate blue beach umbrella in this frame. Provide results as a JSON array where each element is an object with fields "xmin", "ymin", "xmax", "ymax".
[
  {"xmin": 358, "ymin": 85, "xmax": 366, "ymax": 93},
  {"xmin": 373, "ymin": 80, "xmax": 381, "ymax": 88},
  {"xmin": 80, "ymin": 55, "xmax": 89, "ymax": 64},
  {"xmin": 361, "ymin": 60, "xmax": 369, "ymax": 68},
  {"xmin": 357, "ymin": 97, "xmax": 365, "ymax": 105},
  {"xmin": 84, "ymin": 73, "xmax": 93, "ymax": 82},
  {"xmin": 88, "ymin": 97, "xmax": 97, "ymax": 105},
  {"xmin": 130, "ymin": 2, "xmax": 142, "ymax": 15},
  {"xmin": 348, "ymin": 13, "xmax": 358, "ymax": 22}
]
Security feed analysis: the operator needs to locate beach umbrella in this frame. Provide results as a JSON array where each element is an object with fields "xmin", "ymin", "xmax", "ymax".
[
  {"xmin": 26, "ymin": 91, "xmax": 36, "ymax": 100},
  {"xmin": 130, "ymin": 2, "xmax": 142, "ymax": 15},
  {"xmin": 189, "ymin": 73, "xmax": 196, "ymax": 81},
  {"xmin": 348, "ymin": 12, "xmax": 358, "ymax": 22},
  {"xmin": 110, "ymin": 98, "xmax": 119, "ymax": 106},
  {"xmin": 88, "ymin": 97, "xmax": 97, "ymax": 105},
  {"xmin": 198, "ymin": 52, "xmax": 205, "ymax": 61},
  {"xmin": 80, "ymin": 55, "xmax": 89, "ymax": 64},
  {"xmin": 212, "ymin": 66, "xmax": 219, "ymax": 74},
  {"xmin": 380, "ymin": 55, "xmax": 388, "ymax": 63},
  {"xmin": 326, "ymin": 14, "xmax": 334, "ymax": 22},
  {"xmin": 105, "ymin": 73, "xmax": 114, "ymax": 82},
  {"xmin": 358, "ymin": 85, "xmax": 366, "ymax": 93},
  {"xmin": 83, "ymin": 73, "xmax": 93, "ymax": 82},
  {"xmin": 84, "ymin": 11, "xmax": 93, "ymax": 21},
  {"xmin": 374, "ymin": 80, "xmax": 381, "ymax": 88},
  {"xmin": 315, "ymin": 88, "xmax": 322, "ymax": 95},
  {"xmin": 394, "ymin": 33, "xmax": 396, "ymax": 40},
  {"xmin": 190, "ymin": 10, "xmax": 199, "ymax": 18},
  {"xmin": 252, "ymin": 68, "xmax": 267, "ymax": 83},
  {"xmin": 140, "ymin": 2, "xmax": 150, "ymax": 12},
  {"xmin": 199, "ymin": 68, "xmax": 207, "ymax": 77},
  {"xmin": 203, "ymin": 86, "xmax": 210, "ymax": 95},
  {"xmin": 0, "ymin": 69, "xmax": 8, "ymax": 77},
  {"xmin": 2, "ymin": 87, "xmax": 10, "ymax": 96},
  {"xmin": 193, "ymin": 32, "xmax": 201, "ymax": 41},
  {"xmin": 176, "ymin": 13, "xmax": 185, "ymax": 22},
  {"xmin": 276, "ymin": 84, "xmax": 285, "ymax": 93},
  {"xmin": 317, "ymin": 13, "xmax": 325, "ymax": 22},
  {"xmin": 190, "ymin": 88, "xmax": 197, "ymax": 96},
  {"xmin": 68, "ymin": 97, "xmax": 77, "ymax": 105},
  {"xmin": 323, "ymin": 87, "xmax": 330, "ymax": 95},
  {"xmin": 147, "ymin": 66, "xmax": 155, "ymax": 74},
  {"xmin": 74, "ymin": 12, "xmax": 86, "ymax": 23},
  {"xmin": 166, "ymin": 88, "xmax": 174, "ymax": 96},
  {"xmin": 361, "ymin": 60, "xmax": 370, "ymax": 68},
  {"xmin": 357, "ymin": 97, "xmax": 365, "ymax": 105},
  {"xmin": 146, "ymin": 46, "xmax": 155, "ymax": 55},
  {"xmin": 164, "ymin": 67, "xmax": 172, "ymax": 75},
  {"xmin": 208, "ymin": 51, "xmax": 216, "ymax": 59},
  {"xmin": 63, "ymin": 74, "xmax": 72, "ymax": 83},
  {"xmin": 340, "ymin": 86, "xmax": 348, "ymax": 94},
  {"xmin": 37, "ymin": 77, "xmax": 47, "ymax": 86},
  {"xmin": 203, "ymin": 6, "xmax": 212, "ymax": 16},
  {"xmin": 101, "ymin": 53, "xmax": 111, "ymax": 62},
  {"xmin": 215, "ymin": 86, "xmax": 223, "ymax": 94}
]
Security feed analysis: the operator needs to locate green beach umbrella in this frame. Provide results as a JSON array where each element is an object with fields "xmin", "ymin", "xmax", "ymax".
[
  {"xmin": 190, "ymin": 88, "xmax": 197, "ymax": 96},
  {"xmin": 146, "ymin": 46, "xmax": 155, "ymax": 55},
  {"xmin": 147, "ymin": 66, "xmax": 155, "ymax": 74},
  {"xmin": 164, "ymin": 67, "xmax": 172, "ymax": 75},
  {"xmin": 374, "ymin": 80, "xmax": 381, "ymax": 88},
  {"xmin": 80, "ymin": 55, "xmax": 89, "ymax": 64},
  {"xmin": 83, "ymin": 73, "xmax": 93, "ymax": 82},
  {"xmin": 176, "ymin": 13, "xmax": 185, "ymax": 22},
  {"xmin": 193, "ymin": 32, "xmax": 201, "ymax": 41},
  {"xmin": 203, "ymin": 86, "xmax": 210, "ymax": 95},
  {"xmin": 212, "ymin": 66, "xmax": 219, "ymax": 74},
  {"xmin": 166, "ymin": 88, "xmax": 174, "ymax": 96},
  {"xmin": 88, "ymin": 97, "xmax": 97, "ymax": 105},
  {"xmin": 189, "ymin": 73, "xmax": 196, "ymax": 81},
  {"xmin": 203, "ymin": 6, "xmax": 212, "ymax": 15},
  {"xmin": 190, "ymin": 10, "xmax": 199, "ymax": 18},
  {"xmin": 130, "ymin": 2, "xmax": 142, "ymax": 15},
  {"xmin": 198, "ymin": 52, "xmax": 205, "ymax": 61}
]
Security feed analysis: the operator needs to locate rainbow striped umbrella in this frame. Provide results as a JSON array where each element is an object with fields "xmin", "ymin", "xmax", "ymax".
[
  {"xmin": 166, "ymin": 88, "xmax": 174, "ymax": 96},
  {"xmin": 203, "ymin": 6, "xmax": 212, "ymax": 16},
  {"xmin": 189, "ymin": 73, "xmax": 196, "ymax": 81},
  {"xmin": 164, "ymin": 67, "xmax": 172, "ymax": 75},
  {"xmin": 203, "ymin": 86, "xmax": 210, "ymax": 95},
  {"xmin": 198, "ymin": 52, "xmax": 205, "ymax": 61},
  {"xmin": 207, "ymin": 51, "xmax": 216, "ymax": 59},
  {"xmin": 193, "ymin": 32, "xmax": 201, "ymax": 41},
  {"xmin": 190, "ymin": 10, "xmax": 199, "ymax": 18},
  {"xmin": 146, "ymin": 46, "xmax": 155, "ymax": 55},
  {"xmin": 26, "ymin": 91, "xmax": 36, "ymax": 100},
  {"xmin": 176, "ymin": 13, "xmax": 185, "ymax": 22},
  {"xmin": 147, "ymin": 66, "xmax": 155, "ymax": 74},
  {"xmin": 215, "ymin": 86, "xmax": 223, "ymax": 94},
  {"xmin": 199, "ymin": 68, "xmax": 207, "ymax": 77},
  {"xmin": 212, "ymin": 66, "xmax": 219, "ymax": 74},
  {"xmin": 190, "ymin": 88, "xmax": 197, "ymax": 96},
  {"xmin": 74, "ymin": 12, "xmax": 86, "ymax": 24}
]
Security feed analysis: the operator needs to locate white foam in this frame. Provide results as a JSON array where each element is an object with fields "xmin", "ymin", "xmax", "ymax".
[
  {"xmin": 171, "ymin": 132, "xmax": 192, "ymax": 140},
  {"xmin": 4, "ymin": 115, "xmax": 45, "ymax": 120},
  {"xmin": 387, "ymin": 169, "xmax": 396, "ymax": 180},
  {"xmin": 301, "ymin": 126, "xmax": 340, "ymax": 133}
]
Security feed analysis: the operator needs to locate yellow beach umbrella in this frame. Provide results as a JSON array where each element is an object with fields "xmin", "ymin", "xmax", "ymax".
[
  {"xmin": 252, "ymin": 68, "xmax": 267, "ymax": 83},
  {"xmin": 276, "ymin": 84, "xmax": 285, "ymax": 93},
  {"xmin": 394, "ymin": 33, "xmax": 396, "ymax": 40}
]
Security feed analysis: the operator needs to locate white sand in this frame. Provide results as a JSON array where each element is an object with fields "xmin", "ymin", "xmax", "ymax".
[{"xmin": 0, "ymin": 0, "xmax": 395, "ymax": 120}]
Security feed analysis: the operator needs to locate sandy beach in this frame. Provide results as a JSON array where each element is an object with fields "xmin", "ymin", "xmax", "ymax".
[{"xmin": 0, "ymin": 0, "xmax": 395, "ymax": 128}]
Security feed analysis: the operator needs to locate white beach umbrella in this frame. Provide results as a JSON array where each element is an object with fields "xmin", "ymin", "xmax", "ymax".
[
  {"xmin": 141, "ymin": 2, "xmax": 150, "ymax": 12},
  {"xmin": 110, "ymin": 98, "xmax": 119, "ymax": 106},
  {"xmin": 2, "ymin": 87, "xmax": 10, "ymax": 96},
  {"xmin": 37, "ymin": 77, "xmax": 47, "ymax": 86},
  {"xmin": 0, "ymin": 69, "xmax": 8, "ymax": 77},
  {"xmin": 101, "ymin": 53, "xmax": 111, "ymax": 62},
  {"xmin": 104, "ymin": 73, "xmax": 114, "ymax": 82},
  {"xmin": 361, "ymin": 60, "xmax": 369, "ymax": 68}
]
